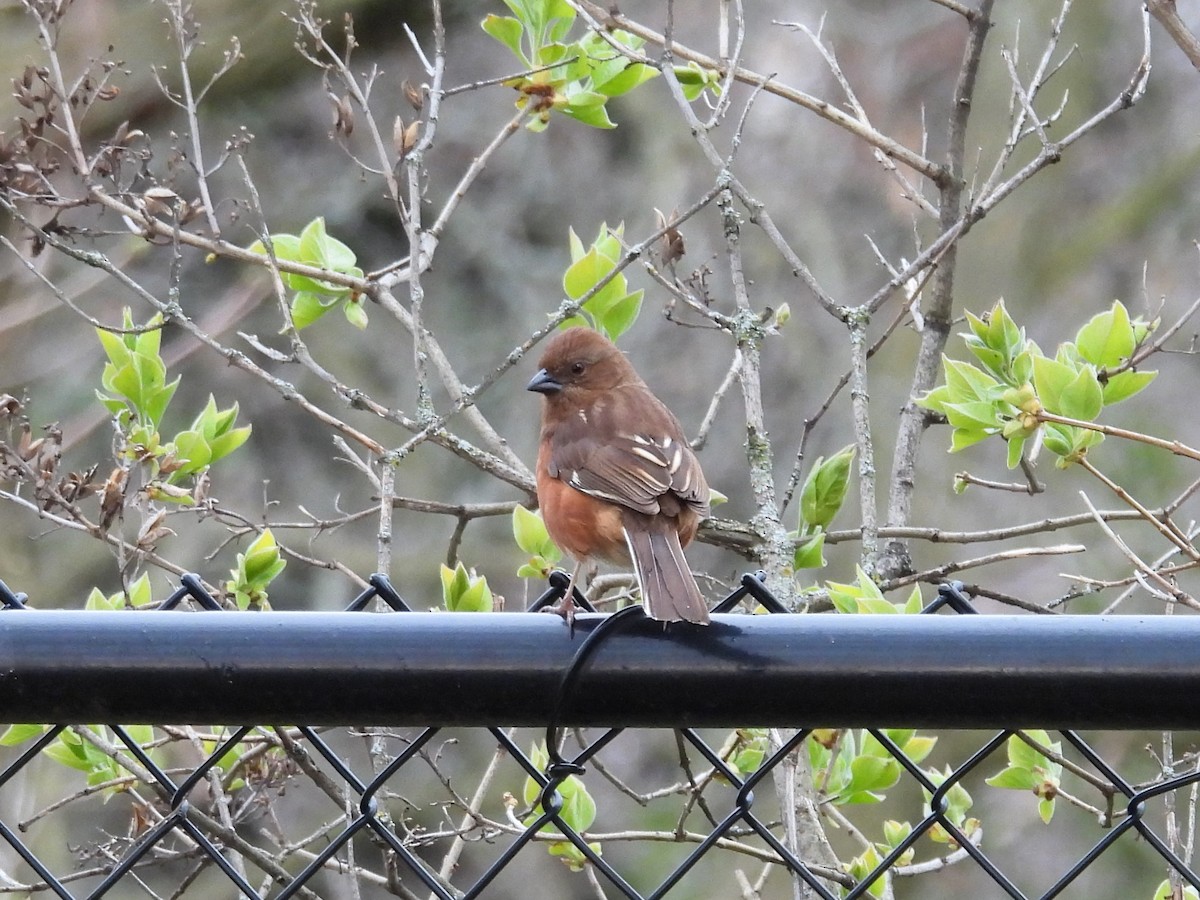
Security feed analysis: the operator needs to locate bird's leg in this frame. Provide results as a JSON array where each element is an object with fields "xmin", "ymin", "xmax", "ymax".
[{"xmin": 546, "ymin": 559, "xmax": 586, "ymax": 629}]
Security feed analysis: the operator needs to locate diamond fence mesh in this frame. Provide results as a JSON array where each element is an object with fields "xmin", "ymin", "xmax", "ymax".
[{"xmin": 0, "ymin": 573, "xmax": 1198, "ymax": 899}]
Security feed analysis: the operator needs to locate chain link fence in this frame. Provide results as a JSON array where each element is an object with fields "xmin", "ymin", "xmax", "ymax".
[{"xmin": 0, "ymin": 573, "xmax": 1197, "ymax": 899}]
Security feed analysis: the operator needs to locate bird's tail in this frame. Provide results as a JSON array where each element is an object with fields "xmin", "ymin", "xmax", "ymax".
[{"xmin": 623, "ymin": 522, "xmax": 710, "ymax": 624}]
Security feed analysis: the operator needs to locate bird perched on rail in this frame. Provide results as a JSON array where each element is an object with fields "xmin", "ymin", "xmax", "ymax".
[{"xmin": 526, "ymin": 327, "xmax": 711, "ymax": 625}]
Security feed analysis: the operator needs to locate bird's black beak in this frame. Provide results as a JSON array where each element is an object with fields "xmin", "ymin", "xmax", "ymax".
[{"xmin": 526, "ymin": 368, "xmax": 562, "ymax": 395}]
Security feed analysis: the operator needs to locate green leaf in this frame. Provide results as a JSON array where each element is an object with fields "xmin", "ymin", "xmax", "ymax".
[
  {"xmin": 562, "ymin": 97, "xmax": 616, "ymax": 128},
  {"xmin": 322, "ymin": 234, "xmax": 358, "ymax": 272},
  {"xmin": 985, "ymin": 766, "xmax": 1036, "ymax": 790},
  {"xmin": 242, "ymin": 531, "xmax": 279, "ymax": 581},
  {"xmin": 299, "ymin": 216, "xmax": 330, "ymax": 266},
  {"xmin": 172, "ymin": 429, "xmax": 212, "ymax": 474},
  {"xmin": 1038, "ymin": 795, "xmax": 1056, "ymax": 824},
  {"xmin": 248, "ymin": 232, "xmax": 302, "ymax": 261},
  {"xmin": 441, "ymin": 562, "xmax": 465, "ymax": 604},
  {"xmin": 441, "ymin": 562, "xmax": 493, "ymax": 612},
  {"xmin": 567, "ymin": 226, "xmax": 586, "ymax": 262},
  {"xmin": 535, "ymin": 40, "xmax": 572, "ymax": 71},
  {"xmin": 728, "ymin": 730, "xmax": 768, "ymax": 777},
  {"xmin": 827, "ymin": 567, "xmax": 885, "ymax": 613},
  {"xmin": 542, "ymin": 0, "xmax": 576, "ymax": 42},
  {"xmin": 127, "ymin": 573, "xmax": 153, "ymax": 608},
  {"xmin": 96, "ymin": 326, "xmax": 133, "ymax": 370},
  {"xmin": 582, "ymin": 33, "xmax": 628, "ymax": 86},
  {"xmin": 1101, "ymin": 369, "xmax": 1156, "ymax": 405},
  {"xmin": 964, "ymin": 341, "xmax": 1007, "ymax": 378},
  {"xmin": 800, "ymin": 445, "xmax": 855, "ymax": 531},
  {"xmin": 455, "ymin": 577, "xmax": 494, "ymax": 613},
  {"xmin": 792, "ymin": 531, "xmax": 826, "ymax": 570},
  {"xmin": 190, "ymin": 395, "xmax": 219, "ymax": 438},
  {"xmin": 943, "ymin": 358, "xmax": 1003, "ymax": 403},
  {"xmin": 990, "ymin": 302, "xmax": 1020, "ymax": 352},
  {"xmin": 1012, "ymin": 347, "xmax": 1035, "ymax": 385},
  {"xmin": 1041, "ymin": 423, "xmax": 1074, "ymax": 458},
  {"xmin": 949, "ymin": 426, "xmax": 991, "ymax": 453},
  {"xmin": 563, "ymin": 248, "xmax": 614, "ymax": 300},
  {"xmin": 244, "ymin": 553, "xmax": 285, "ymax": 588},
  {"xmin": 86, "ymin": 586, "xmax": 117, "ymax": 611},
  {"xmin": 916, "ymin": 383, "xmax": 952, "ymax": 414},
  {"xmin": 482, "ymin": 14, "xmax": 527, "ymax": 61},
  {"xmin": 343, "ymin": 297, "xmax": 369, "ymax": 330},
  {"xmin": 847, "ymin": 755, "xmax": 900, "ymax": 796},
  {"xmin": 0, "ymin": 723, "xmax": 48, "ymax": 745},
  {"xmin": 1152, "ymin": 879, "xmax": 1200, "ymax": 900},
  {"xmin": 940, "ymin": 400, "xmax": 1000, "ymax": 430},
  {"xmin": 283, "ymin": 271, "xmax": 353, "ymax": 297},
  {"xmin": 230, "ymin": 529, "xmax": 285, "ymax": 606},
  {"xmin": 1076, "ymin": 300, "xmax": 1135, "ymax": 369},
  {"xmin": 108, "ymin": 363, "xmax": 144, "ymax": 412},
  {"xmin": 581, "ymin": 277, "xmax": 626, "ymax": 319},
  {"xmin": 964, "ymin": 309, "xmax": 989, "ymax": 343},
  {"xmin": 595, "ymin": 290, "xmax": 641, "ymax": 340},
  {"xmin": 594, "ymin": 223, "xmax": 622, "ymax": 260},
  {"xmin": 523, "ymin": 741, "xmax": 550, "ymax": 807},
  {"xmin": 923, "ymin": 767, "xmax": 973, "ymax": 822},
  {"xmin": 845, "ymin": 846, "xmax": 887, "ymax": 898},
  {"xmin": 144, "ymin": 378, "xmax": 179, "ymax": 431},
  {"xmin": 44, "ymin": 734, "xmax": 97, "ymax": 773},
  {"xmin": 903, "ymin": 586, "xmax": 924, "ymax": 614},
  {"xmin": 124, "ymin": 723, "xmax": 154, "ymax": 747},
  {"xmin": 899, "ymin": 734, "xmax": 936, "ymax": 763},
  {"xmin": 1009, "ymin": 730, "xmax": 1054, "ymax": 769},
  {"xmin": 1031, "ymin": 355, "xmax": 1078, "ymax": 414},
  {"xmin": 882, "ymin": 820, "xmax": 913, "ymax": 849},
  {"xmin": 1006, "ymin": 431, "xmax": 1028, "ymax": 469},
  {"xmin": 208, "ymin": 425, "xmax": 252, "ymax": 464},
  {"xmin": 1057, "ymin": 367, "xmax": 1103, "ymax": 421},
  {"xmin": 513, "ymin": 505, "xmax": 558, "ymax": 558},
  {"xmin": 673, "ymin": 62, "xmax": 719, "ymax": 101},
  {"xmin": 858, "ymin": 595, "xmax": 902, "ymax": 614},
  {"xmin": 290, "ymin": 291, "xmax": 336, "ymax": 330},
  {"xmin": 560, "ymin": 778, "xmax": 597, "ymax": 831},
  {"xmin": 594, "ymin": 62, "xmax": 658, "ymax": 97}
]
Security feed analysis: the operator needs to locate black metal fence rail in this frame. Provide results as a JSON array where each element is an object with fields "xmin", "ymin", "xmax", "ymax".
[{"xmin": 0, "ymin": 573, "xmax": 1197, "ymax": 899}]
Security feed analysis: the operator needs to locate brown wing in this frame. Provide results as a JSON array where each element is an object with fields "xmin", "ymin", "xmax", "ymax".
[{"xmin": 544, "ymin": 383, "xmax": 709, "ymax": 519}]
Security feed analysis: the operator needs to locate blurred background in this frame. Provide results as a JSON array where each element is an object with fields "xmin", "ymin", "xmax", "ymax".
[{"xmin": 1, "ymin": 0, "xmax": 1199, "ymax": 896}]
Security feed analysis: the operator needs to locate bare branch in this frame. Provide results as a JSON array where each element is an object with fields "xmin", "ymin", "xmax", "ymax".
[
  {"xmin": 574, "ymin": 0, "xmax": 946, "ymax": 184},
  {"xmin": 1148, "ymin": 0, "xmax": 1200, "ymax": 72}
]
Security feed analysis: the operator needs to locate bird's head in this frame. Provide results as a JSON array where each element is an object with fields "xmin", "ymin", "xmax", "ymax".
[{"xmin": 526, "ymin": 327, "xmax": 635, "ymax": 400}]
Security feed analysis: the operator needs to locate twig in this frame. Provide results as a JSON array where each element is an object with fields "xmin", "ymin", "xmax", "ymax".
[
  {"xmin": 693, "ymin": 349, "xmax": 742, "ymax": 450},
  {"xmin": 881, "ymin": 0, "xmax": 994, "ymax": 579},
  {"xmin": 1077, "ymin": 456, "xmax": 1199, "ymax": 560},
  {"xmin": 1147, "ymin": 0, "xmax": 1200, "ymax": 72},
  {"xmin": 1038, "ymin": 411, "xmax": 1200, "ymax": 463},
  {"xmin": 877, "ymin": 543, "xmax": 1086, "ymax": 592},
  {"xmin": 953, "ymin": 470, "xmax": 1044, "ymax": 494},
  {"xmin": 161, "ymin": 1, "xmax": 228, "ymax": 237},
  {"xmin": 1077, "ymin": 491, "xmax": 1200, "ymax": 610},
  {"xmin": 574, "ymin": 0, "xmax": 946, "ymax": 184},
  {"xmin": 848, "ymin": 316, "xmax": 878, "ymax": 562}
]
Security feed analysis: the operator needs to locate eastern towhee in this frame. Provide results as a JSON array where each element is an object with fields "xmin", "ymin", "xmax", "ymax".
[{"xmin": 527, "ymin": 327, "xmax": 711, "ymax": 624}]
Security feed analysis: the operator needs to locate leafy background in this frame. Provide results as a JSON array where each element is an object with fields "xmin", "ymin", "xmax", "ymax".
[{"xmin": 1, "ymin": 1, "xmax": 1200, "ymax": 897}]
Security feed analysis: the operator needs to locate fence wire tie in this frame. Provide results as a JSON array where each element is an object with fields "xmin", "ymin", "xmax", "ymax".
[
  {"xmin": 539, "ymin": 604, "xmax": 645, "ymax": 810},
  {"xmin": 0, "ymin": 577, "xmax": 28, "ymax": 609}
]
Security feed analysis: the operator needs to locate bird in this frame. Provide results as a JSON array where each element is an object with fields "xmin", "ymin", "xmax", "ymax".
[{"xmin": 526, "ymin": 327, "xmax": 711, "ymax": 625}]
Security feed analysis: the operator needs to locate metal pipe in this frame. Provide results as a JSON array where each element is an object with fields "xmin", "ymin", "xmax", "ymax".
[{"xmin": 0, "ymin": 610, "xmax": 1196, "ymax": 728}]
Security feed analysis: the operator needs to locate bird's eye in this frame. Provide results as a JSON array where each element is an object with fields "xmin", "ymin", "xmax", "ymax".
[{"xmin": 571, "ymin": 361, "xmax": 586, "ymax": 375}]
